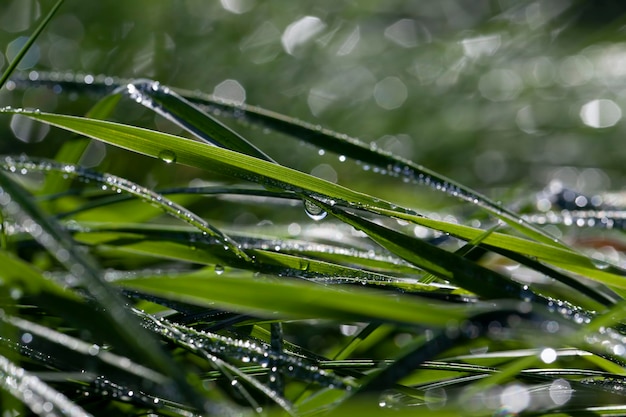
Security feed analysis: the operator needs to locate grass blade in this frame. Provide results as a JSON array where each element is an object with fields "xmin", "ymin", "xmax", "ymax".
[{"xmin": 0, "ymin": 0, "xmax": 65, "ymax": 91}]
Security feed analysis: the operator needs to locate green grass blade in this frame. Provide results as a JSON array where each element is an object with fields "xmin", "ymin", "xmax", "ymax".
[
  {"xmin": 0, "ymin": 170, "xmax": 208, "ymax": 411},
  {"xmin": 0, "ymin": 0, "xmax": 65, "ymax": 91},
  {"xmin": 41, "ymin": 93, "xmax": 122, "ymax": 196},
  {"xmin": 117, "ymin": 273, "xmax": 467, "ymax": 326},
  {"xmin": 6, "ymin": 110, "xmax": 625, "ymax": 291},
  {"xmin": 119, "ymin": 81, "xmax": 275, "ymax": 162},
  {"xmin": 322, "ymin": 203, "xmax": 530, "ymax": 301},
  {"xmin": 182, "ymin": 91, "xmax": 566, "ymax": 247}
]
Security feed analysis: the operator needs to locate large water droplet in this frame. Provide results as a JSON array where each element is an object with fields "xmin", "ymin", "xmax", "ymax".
[
  {"xmin": 158, "ymin": 150, "xmax": 177, "ymax": 164},
  {"xmin": 304, "ymin": 200, "xmax": 327, "ymax": 221},
  {"xmin": 214, "ymin": 265, "xmax": 225, "ymax": 275}
]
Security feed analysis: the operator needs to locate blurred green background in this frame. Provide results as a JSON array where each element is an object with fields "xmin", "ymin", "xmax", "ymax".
[{"xmin": 1, "ymin": 0, "xmax": 626, "ymax": 203}]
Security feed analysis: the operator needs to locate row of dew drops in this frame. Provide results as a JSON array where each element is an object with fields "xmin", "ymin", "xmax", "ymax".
[
  {"xmin": 4, "ymin": 71, "xmax": 552, "ymax": 232},
  {"xmin": 6, "ymin": 70, "xmax": 622, "ymax": 234},
  {"xmin": 8, "ymin": 70, "xmax": 623, "ymax": 263}
]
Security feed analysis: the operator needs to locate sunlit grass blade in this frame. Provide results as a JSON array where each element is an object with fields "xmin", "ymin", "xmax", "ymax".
[
  {"xmin": 321, "ymin": 202, "xmax": 531, "ymax": 301},
  {"xmin": 117, "ymin": 273, "xmax": 468, "ymax": 326},
  {"xmin": 41, "ymin": 93, "xmax": 122, "ymax": 196},
  {"xmin": 7, "ymin": 110, "xmax": 626, "ymax": 291},
  {"xmin": 180, "ymin": 89, "xmax": 568, "ymax": 247},
  {"xmin": 2, "ymin": 73, "xmax": 567, "ymax": 247},
  {"xmin": 0, "ymin": 249, "xmax": 78, "ymax": 298}
]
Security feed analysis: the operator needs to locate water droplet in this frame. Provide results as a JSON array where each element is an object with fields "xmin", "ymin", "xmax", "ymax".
[
  {"xmin": 298, "ymin": 259, "xmax": 310, "ymax": 271},
  {"xmin": 214, "ymin": 265, "xmax": 225, "ymax": 275},
  {"xmin": 592, "ymin": 259, "xmax": 610, "ymax": 270},
  {"xmin": 158, "ymin": 150, "xmax": 177, "ymax": 164},
  {"xmin": 304, "ymin": 200, "xmax": 327, "ymax": 221}
]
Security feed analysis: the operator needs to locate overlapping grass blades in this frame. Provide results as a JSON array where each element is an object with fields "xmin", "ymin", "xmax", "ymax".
[
  {"xmin": 2, "ymin": 72, "xmax": 626, "ymax": 417},
  {"xmin": 4, "ymin": 109, "xmax": 625, "ymax": 291}
]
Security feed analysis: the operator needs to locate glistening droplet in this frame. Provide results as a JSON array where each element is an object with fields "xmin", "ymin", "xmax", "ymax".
[
  {"xmin": 158, "ymin": 150, "xmax": 177, "ymax": 164},
  {"xmin": 304, "ymin": 200, "xmax": 327, "ymax": 221}
]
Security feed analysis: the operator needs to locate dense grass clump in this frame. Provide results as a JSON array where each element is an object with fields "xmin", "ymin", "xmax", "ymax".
[{"xmin": 2, "ymin": 1, "xmax": 626, "ymax": 416}]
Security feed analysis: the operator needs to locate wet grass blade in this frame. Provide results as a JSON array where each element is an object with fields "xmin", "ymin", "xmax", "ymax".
[
  {"xmin": 117, "ymin": 273, "xmax": 468, "ymax": 326},
  {"xmin": 6, "ymin": 110, "xmax": 625, "ymax": 292},
  {"xmin": 180, "ymin": 89, "xmax": 566, "ymax": 247},
  {"xmin": 2, "ymin": 73, "xmax": 566, "ymax": 246},
  {"xmin": 321, "ymin": 202, "xmax": 531, "ymax": 301},
  {"xmin": 0, "ymin": 170, "xmax": 209, "ymax": 411},
  {"xmin": 117, "ymin": 81, "xmax": 275, "ymax": 162},
  {"xmin": 0, "ymin": 353, "xmax": 92, "ymax": 417}
]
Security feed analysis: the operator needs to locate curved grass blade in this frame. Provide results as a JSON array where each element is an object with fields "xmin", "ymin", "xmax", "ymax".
[
  {"xmin": 2, "ymin": 155, "xmax": 252, "ymax": 262},
  {"xmin": 0, "ymin": 170, "xmax": 209, "ymax": 411},
  {"xmin": 129, "ymin": 78, "xmax": 566, "ymax": 247},
  {"xmin": 117, "ymin": 80, "xmax": 275, "ymax": 162},
  {"xmin": 180, "ymin": 89, "xmax": 566, "ymax": 247},
  {"xmin": 3, "ymin": 72, "xmax": 565, "ymax": 247},
  {"xmin": 0, "ymin": 0, "xmax": 65, "ymax": 90},
  {"xmin": 6, "ymin": 110, "xmax": 626, "ymax": 290}
]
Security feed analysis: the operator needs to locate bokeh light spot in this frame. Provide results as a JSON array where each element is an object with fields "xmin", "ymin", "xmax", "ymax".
[
  {"xmin": 281, "ymin": 16, "xmax": 326, "ymax": 56},
  {"xmin": 10, "ymin": 114, "xmax": 49, "ymax": 143},
  {"xmin": 220, "ymin": 0, "xmax": 255, "ymax": 14},
  {"xmin": 580, "ymin": 99, "xmax": 621, "ymax": 128},
  {"xmin": 549, "ymin": 379, "xmax": 572, "ymax": 405},
  {"xmin": 374, "ymin": 76, "xmax": 407, "ymax": 110},
  {"xmin": 384, "ymin": 19, "xmax": 417, "ymax": 48},
  {"xmin": 310, "ymin": 163, "xmax": 338, "ymax": 183},
  {"xmin": 559, "ymin": 55, "xmax": 593, "ymax": 86},
  {"xmin": 540, "ymin": 347, "xmax": 557, "ymax": 364},
  {"xmin": 213, "ymin": 79, "xmax": 246, "ymax": 104},
  {"xmin": 240, "ymin": 21, "xmax": 281, "ymax": 64},
  {"xmin": 500, "ymin": 384, "xmax": 530, "ymax": 413},
  {"xmin": 0, "ymin": 0, "xmax": 41, "ymax": 33},
  {"xmin": 461, "ymin": 34, "xmax": 501, "ymax": 58}
]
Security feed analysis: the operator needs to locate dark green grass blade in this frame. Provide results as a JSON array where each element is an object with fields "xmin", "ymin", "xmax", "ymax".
[
  {"xmin": 0, "ymin": 0, "xmax": 65, "ymax": 90},
  {"xmin": 181, "ymin": 90, "xmax": 566, "ymax": 247},
  {"xmin": 321, "ymin": 202, "xmax": 531, "ymax": 301},
  {"xmin": 118, "ymin": 81, "xmax": 276, "ymax": 162},
  {"xmin": 0, "ymin": 170, "xmax": 209, "ymax": 411},
  {"xmin": 0, "ymin": 353, "xmax": 91, "ymax": 417},
  {"xmin": 357, "ymin": 308, "xmax": 542, "ymax": 394}
]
